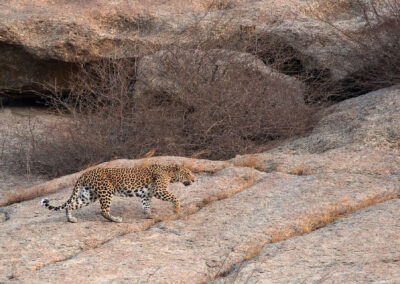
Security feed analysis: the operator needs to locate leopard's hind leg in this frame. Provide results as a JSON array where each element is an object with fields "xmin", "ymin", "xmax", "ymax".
[
  {"xmin": 141, "ymin": 195, "xmax": 152, "ymax": 218},
  {"xmin": 66, "ymin": 185, "xmax": 98, "ymax": 223},
  {"xmin": 99, "ymin": 195, "xmax": 122, "ymax": 223},
  {"xmin": 94, "ymin": 181, "xmax": 122, "ymax": 223},
  {"xmin": 134, "ymin": 186, "xmax": 153, "ymax": 218}
]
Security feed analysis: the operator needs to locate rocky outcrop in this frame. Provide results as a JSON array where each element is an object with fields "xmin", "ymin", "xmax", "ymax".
[
  {"xmin": 0, "ymin": 43, "xmax": 74, "ymax": 96},
  {"xmin": 1, "ymin": 86, "xmax": 400, "ymax": 282},
  {"xmin": 0, "ymin": 0, "xmax": 299, "ymax": 62},
  {"xmin": 1, "ymin": 0, "xmax": 391, "ymax": 95},
  {"xmin": 278, "ymin": 85, "xmax": 400, "ymax": 153}
]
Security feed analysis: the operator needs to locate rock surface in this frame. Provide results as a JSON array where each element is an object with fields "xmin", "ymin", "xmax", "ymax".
[
  {"xmin": 8, "ymin": 173, "xmax": 399, "ymax": 283},
  {"xmin": 213, "ymin": 199, "xmax": 400, "ymax": 283},
  {"xmin": 1, "ymin": 86, "xmax": 400, "ymax": 282},
  {"xmin": 0, "ymin": 0, "xmax": 389, "ymax": 95},
  {"xmin": 278, "ymin": 85, "xmax": 400, "ymax": 153}
]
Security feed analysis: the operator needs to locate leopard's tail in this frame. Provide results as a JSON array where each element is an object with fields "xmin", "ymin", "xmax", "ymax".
[
  {"xmin": 40, "ymin": 181, "xmax": 82, "ymax": 211},
  {"xmin": 40, "ymin": 198, "xmax": 68, "ymax": 211}
]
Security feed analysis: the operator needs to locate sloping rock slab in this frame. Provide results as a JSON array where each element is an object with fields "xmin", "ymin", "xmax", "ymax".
[
  {"xmin": 215, "ymin": 199, "xmax": 400, "ymax": 283},
  {"xmin": 0, "ymin": 167, "xmax": 261, "ymax": 282},
  {"xmin": 11, "ymin": 172, "xmax": 398, "ymax": 283}
]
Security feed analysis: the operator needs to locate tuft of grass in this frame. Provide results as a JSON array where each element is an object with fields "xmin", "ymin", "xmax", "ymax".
[
  {"xmin": 232, "ymin": 155, "xmax": 264, "ymax": 171},
  {"xmin": 290, "ymin": 162, "xmax": 312, "ymax": 176}
]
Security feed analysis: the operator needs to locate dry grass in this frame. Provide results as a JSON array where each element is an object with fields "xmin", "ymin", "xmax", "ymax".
[
  {"xmin": 290, "ymin": 162, "xmax": 313, "ymax": 176},
  {"xmin": 270, "ymin": 194, "xmax": 398, "ymax": 243},
  {"xmin": 136, "ymin": 149, "xmax": 157, "ymax": 168},
  {"xmin": 0, "ymin": 167, "xmax": 84, "ymax": 206},
  {"xmin": 244, "ymin": 240, "xmax": 267, "ymax": 261},
  {"xmin": 183, "ymin": 158, "xmax": 232, "ymax": 174},
  {"xmin": 0, "ymin": 182, "xmax": 74, "ymax": 207},
  {"xmin": 1, "ymin": 186, "xmax": 38, "ymax": 207},
  {"xmin": 201, "ymin": 170, "xmax": 256, "ymax": 207},
  {"xmin": 232, "ymin": 155, "xmax": 264, "ymax": 172}
]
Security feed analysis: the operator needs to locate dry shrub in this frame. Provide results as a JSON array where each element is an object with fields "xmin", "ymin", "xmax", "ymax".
[
  {"xmin": 235, "ymin": 0, "xmax": 400, "ymax": 102},
  {"xmin": 201, "ymin": 0, "xmax": 235, "ymax": 11},
  {"xmin": 315, "ymin": 0, "xmax": 400, "ymax": 99},
  {"xmin": 8, "ymin": 58, "xmax": 138, "ymax": 177},
  {"xmin": 3, "ymin": 0, "xmax": 324, "ymax": 178},
  {"xmin": 135, "ymin": 49, "xmax": 314, "ymax": 160},
  {"xmin": 232, "ymin": 30, "xmax": 333, "ymax": 104},
  {"xmin": 7, "ymin": 47, "xmax": 316, "ymax": 177}
]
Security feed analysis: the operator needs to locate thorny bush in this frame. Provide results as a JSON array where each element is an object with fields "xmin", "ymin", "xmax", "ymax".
[{"xmin": 7, "ymin": 52, "xmax": 315, "ymax": 177}]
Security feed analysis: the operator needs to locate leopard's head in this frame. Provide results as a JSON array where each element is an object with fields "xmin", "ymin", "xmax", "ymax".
[{"xmin": 169, "ymin": 164, "xmax": 195, "ymax": 186}]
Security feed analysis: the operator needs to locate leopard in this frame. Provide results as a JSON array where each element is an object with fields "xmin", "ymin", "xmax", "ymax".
[{"xmin": 41, "ymin": 164, "xmax": 195, "ymax": 223}]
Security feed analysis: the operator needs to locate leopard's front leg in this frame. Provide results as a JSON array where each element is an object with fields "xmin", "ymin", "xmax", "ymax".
[
  {"xmin": 152, "ymin": 174, "xmax": 180, "ymax": 213},
  {"xmin": 154, "ymin": 190, "xmax": 180, "ymax": 213}
]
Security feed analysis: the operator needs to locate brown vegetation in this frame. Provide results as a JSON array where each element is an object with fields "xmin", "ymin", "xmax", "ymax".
[
  {"xmin": 232, "ymin": 155, "xmax": 264, "ymax": 172},
  {"xmin": 6, "ymin": 49, "xmax": 315, "ymax": 177},
  {"xmin": 290, "ymin": 162, "xmax": 312, "ymax": 176},
  {"xmin": 201, "ymin": 0, "xmax": 235, "ymax": 11},
  {"xmin": 315, "ymin": 0, "xmax": 400, "ymax": 99}
]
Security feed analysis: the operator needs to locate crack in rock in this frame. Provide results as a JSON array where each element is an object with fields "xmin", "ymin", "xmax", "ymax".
[{"xmin": 211, "ymin": 194, "xmax": 399, "ymax": 282}]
